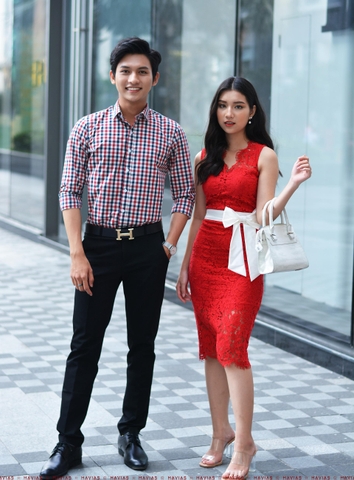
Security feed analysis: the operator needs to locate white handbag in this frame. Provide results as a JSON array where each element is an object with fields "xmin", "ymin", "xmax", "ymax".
[{"xmin": 255, "ymin": 197, "xmax": 309, "ymax": 274}]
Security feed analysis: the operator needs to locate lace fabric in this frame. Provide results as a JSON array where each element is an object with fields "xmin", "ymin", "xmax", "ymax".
[{"xmin": 189, "ymin": 142, "xmax": 264, "ymax": 368}]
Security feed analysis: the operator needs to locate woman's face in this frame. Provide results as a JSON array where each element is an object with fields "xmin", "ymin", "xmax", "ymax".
[{"xmin": 216, "ymin": 89, "xmax": 255, "ymax": 136}]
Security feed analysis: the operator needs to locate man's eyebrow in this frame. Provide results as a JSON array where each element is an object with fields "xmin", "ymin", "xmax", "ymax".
[{"xmin": 119, "ymin": 65, "xmax": 150, "ymax": 69}]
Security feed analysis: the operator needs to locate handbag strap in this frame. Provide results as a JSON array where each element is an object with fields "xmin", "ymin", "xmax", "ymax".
[
  {"xmin": 262, "ymin": 197, "xmax": 293, "ymax": 234},
  {"xmin": 261, "ymin": 199, "xmax": 273, "ymax": 227}
]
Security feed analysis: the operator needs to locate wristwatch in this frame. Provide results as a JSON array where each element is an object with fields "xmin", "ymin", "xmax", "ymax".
[{"xmin": 163, "ymin": 241, "xmax": 177, "ymax": 256}]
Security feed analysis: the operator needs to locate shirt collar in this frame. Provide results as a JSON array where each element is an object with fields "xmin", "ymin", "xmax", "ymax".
[{"xmin": 114, "ymin": 101, "xmax": 150, "ymax": 122}]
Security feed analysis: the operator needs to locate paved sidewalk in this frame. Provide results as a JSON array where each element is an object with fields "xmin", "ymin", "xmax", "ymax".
[{"xmin": 0, "ymin": 226, "xmax": 354, "ymax": 478}]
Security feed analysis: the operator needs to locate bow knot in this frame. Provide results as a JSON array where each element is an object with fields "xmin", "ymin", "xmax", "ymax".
[{"xmin": 221, "ymin": 207, "xmax": 260, "ymax": 281}]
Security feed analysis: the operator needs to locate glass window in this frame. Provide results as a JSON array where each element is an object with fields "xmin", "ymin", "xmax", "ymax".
[
  {"xmin": 0, "ymin": 0, "xmax": 47, "ymax": 229},
  {"xmin": 178, "ymin": 0, "xmax": 237, "ymax": 158},
  {"xmin": 156, "ymin": 0, "xmax": 237, "ymax": 276},
  {"xmin": 151, "ymin": 0, "xmax": 183, "ymax": 123},
  {"xmin": 0, "ymin": 0, "xmax": 13, "ymax": 216},
  {"xmin": 92, "ymin": 0, "xmax": 152, "ymax": 112},
  {"xmin": 265, "ymin": 0, "xmax": 354, "ymax": 339},
  {"xmin": 238, "ymin": 0, "xmax": 274, "ymax": 125}
]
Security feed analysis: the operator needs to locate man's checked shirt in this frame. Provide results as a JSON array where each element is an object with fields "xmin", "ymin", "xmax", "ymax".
[{"xmin": 59, "ymin": 102, "xmax": 195, "ymax": 228}]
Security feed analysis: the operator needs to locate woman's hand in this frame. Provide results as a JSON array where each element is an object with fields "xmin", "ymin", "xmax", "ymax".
[
  {"xmin": 290, "ymin": 155, "xmax": 312, "ymax": 187},
  {"xmin": 176, "ymin": 268, "xmax": 192, "ymax": 303}
]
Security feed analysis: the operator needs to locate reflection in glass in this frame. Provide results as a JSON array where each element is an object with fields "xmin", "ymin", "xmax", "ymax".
[
  {"xmin": 12, "ymin": 0, "xmax": 46, "ymax": 155},
  {"xmin": 157, "ymin": 0, "xmax": 237, "ymax": 274},
  {"xmin": 152, "ymin": 0, "xmax": 183, "ymax": 123},
  {"xmin": 179, "ymin": 0, "xmax": 237, "ymax": 157},
  {"xmin": 238, "ymin": 0, "xmax": 274, "ymax": 124},
  {"xmin": 0, "ymin": 0, "xmax": 46, "ymax": 229},
  {"xmin": 92, "ymin": 0, "xmax": 151, "ymax": 112},
  {"xmin": 267, "ymin": 0, "xmax": 354, "ymax": 338},
  {"xmin": 0, "ymin": 0, "xmax": 13, "ymax": 216}
]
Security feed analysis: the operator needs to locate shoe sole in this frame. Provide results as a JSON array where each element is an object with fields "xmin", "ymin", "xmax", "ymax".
[
  {"xmin": 199, "ymin": 459, "xmax": 223, "ymax": 468},
  {"xmin": 118, "ymin": 447, "xmax": 148, "ymax": 471}
]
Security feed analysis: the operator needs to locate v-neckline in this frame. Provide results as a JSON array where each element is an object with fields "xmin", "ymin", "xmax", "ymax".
[{"xmin": 223, "ymin": 141, "xmax": 250, "ymax": 171}]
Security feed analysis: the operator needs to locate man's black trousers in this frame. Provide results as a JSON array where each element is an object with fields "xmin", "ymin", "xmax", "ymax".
[{"xmin": 57, "ymin": 229, "xmax": 169, "ymax": 446}]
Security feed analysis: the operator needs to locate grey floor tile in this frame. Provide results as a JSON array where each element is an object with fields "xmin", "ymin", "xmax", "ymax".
[
  {"xmin": 0, "ymin": 464, "xmax": 27, "ymax": 475},
  {"xmin": 299, "ymin": 465, "xmax": 339, "ymax": 476},
  {"xmin": 283, "ymin": 455, "xmax": 325, "ymax": 469},
  {"xmin": 256, "ymin": 458, "xmax": 295, "ymax": 472},
  {"xmin": 333, "ymin": 463, "xmax": 354, "ymax": 474}
]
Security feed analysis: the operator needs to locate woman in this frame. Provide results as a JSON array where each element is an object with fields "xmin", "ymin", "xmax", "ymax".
[{"xmin": 176, "ymin": 77, "xmax": 311, "ymax": 479}]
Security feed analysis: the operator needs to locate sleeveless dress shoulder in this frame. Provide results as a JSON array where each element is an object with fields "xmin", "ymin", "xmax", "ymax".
[{"xmin": 189, "ymin": 141, "xmax": 265, "ymax": 368}]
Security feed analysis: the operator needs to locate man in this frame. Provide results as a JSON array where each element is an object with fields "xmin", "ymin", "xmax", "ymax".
[{"xmin": 40, "ymin": 37, "xmax": 195, "ymax": 478}]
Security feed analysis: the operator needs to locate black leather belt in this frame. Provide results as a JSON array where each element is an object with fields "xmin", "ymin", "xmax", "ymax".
[{"xmin": 85, "ymin": 221, "xmax": 163, "ymax": 240}]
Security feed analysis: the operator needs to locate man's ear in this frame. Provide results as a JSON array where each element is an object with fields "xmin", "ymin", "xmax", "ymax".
[
  {"xmin": 152, "ymin": 72, "xmax": 160, "ymax": 87},
  {"xmin": 109, "ymin": 70, "xmax": 115, "ymax": 84}
]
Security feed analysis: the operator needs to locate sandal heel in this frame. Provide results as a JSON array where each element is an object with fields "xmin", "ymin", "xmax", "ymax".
[
  {"xmin": 224, "ymin": 440, "xmax": 234, "ymax": 459},
  {"xmin": 249, "ymin": 453, "xmax": 256, "ymax": 472}
]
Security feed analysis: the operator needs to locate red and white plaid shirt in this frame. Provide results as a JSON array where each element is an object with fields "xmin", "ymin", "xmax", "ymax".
[{"xmin": 59, "ymin": 102, "xmax": 195, "ymax": 228}]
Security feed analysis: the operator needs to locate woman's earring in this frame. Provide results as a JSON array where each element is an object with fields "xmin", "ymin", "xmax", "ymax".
[{"xmin": 248, "ymin": 117, "xmax": 252, "ymax": 124}]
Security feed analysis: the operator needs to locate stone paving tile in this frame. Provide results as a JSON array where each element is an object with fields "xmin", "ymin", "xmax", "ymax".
[{"xmin": 0, "ymin": 226, "xmax": 354, "ymax": 478}]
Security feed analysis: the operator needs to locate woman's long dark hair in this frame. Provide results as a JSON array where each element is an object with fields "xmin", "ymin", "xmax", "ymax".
[{"xmin": 197, "ymin": 76, "xmax": 274, "ymax": 184}]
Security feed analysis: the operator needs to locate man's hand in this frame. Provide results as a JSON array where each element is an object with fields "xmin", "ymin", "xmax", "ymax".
[
  {"xmin": 70, "ymin": 252, "xmax": 94, "ymax": 296},
  {"xmin": 162, "ymin": 244, "xmax": 172, "ymax": 259}
]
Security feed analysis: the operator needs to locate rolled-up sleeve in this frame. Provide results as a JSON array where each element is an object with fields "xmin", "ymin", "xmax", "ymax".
[
  {"xmin": 169, "ymin": 126, "xmax": 195, "ymax": 218},
  {"xmin": 58, "ymin": 118, "xmax": 88, "ymax": 211}
]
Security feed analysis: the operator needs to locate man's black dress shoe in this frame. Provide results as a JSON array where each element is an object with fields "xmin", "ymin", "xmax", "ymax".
[
  {"xmin": 40, "ymin": 442, "xmax": 82, "ymax": 479},
  {"xmin": 118, "ymin": 432, "xmax": 148, "ymax": 470}
]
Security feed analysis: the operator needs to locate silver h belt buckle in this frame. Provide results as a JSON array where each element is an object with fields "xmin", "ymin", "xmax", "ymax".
[{"xmin": 116, "ymin": 228, "xmax": 134, "ymax": 240}]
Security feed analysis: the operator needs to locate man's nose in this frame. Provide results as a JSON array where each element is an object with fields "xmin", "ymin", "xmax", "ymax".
[{"xmin": 129, "ymin": 71, "xmax": 139, "ymax": 83}]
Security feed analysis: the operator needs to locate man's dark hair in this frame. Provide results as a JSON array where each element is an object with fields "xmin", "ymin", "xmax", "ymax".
[{"xmin": 110, "ymin": 37, "xmax": 162, "ymax": 79}]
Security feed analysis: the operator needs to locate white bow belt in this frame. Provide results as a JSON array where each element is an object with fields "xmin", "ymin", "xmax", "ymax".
[{"xmin": 204, "ymin": 208, "xmax": 261, "ymax": 281}]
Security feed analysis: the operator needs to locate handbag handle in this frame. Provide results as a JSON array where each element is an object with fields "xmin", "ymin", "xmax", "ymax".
[{"xmin": 262, "ymin": 197, "xmax": 294, "ymax": 236}]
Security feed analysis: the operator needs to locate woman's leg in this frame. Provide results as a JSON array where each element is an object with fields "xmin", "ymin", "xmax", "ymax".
[
  {"xmin": 222, "ymin": 365, "xmax": 257, "ymax": 478},
  {"xmin": 200, "ymin": 357, "xmax": 235, "ymax": 467}
]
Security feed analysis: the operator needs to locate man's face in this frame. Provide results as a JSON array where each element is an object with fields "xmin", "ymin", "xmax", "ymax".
[{"xmin": 110, "ymin": 53, "xmax": 159, "ymax": 109}]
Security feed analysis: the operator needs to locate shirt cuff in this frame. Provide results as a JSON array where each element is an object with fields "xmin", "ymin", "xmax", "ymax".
[
  {"xmin": 59, "ymin": 192, "xmax": 82, "ymax": 211},
  {"xmin": 171, "ymin": 197, "xmax": 194, "ymax": 218}
]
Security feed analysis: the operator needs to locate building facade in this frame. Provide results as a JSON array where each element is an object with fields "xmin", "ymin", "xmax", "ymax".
[{"xmin": 0, "ymin": 0, "xmax": 353, "ymax": 374}]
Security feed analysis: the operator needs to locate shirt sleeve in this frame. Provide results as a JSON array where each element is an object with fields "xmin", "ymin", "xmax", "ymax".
[
  {"xmin": 58, "ymin": 118, "xmax": 88, "ymax": 211},
  {"xmin": 168, "ymin": 125, "xmax": 196, "ymax": 218}
]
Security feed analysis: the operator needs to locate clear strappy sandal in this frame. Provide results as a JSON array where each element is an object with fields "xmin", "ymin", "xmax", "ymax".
[
  {"xmin": 199, "ymin": 437, "xmax": 235, "ymax": 468},
  {"xmin": 222, "ymin": 450, "xmax": 257, "ymax": 479}
]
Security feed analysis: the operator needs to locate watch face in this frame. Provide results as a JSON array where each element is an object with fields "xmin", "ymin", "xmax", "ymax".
[{"xmin": 170, "ymin": 245, "xmax": 177, "ymax": 255}]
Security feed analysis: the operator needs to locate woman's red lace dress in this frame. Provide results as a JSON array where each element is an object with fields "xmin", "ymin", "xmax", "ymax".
[{"xmin": 189, "ymin": 141, "xmax": 264, "ymax": 369}]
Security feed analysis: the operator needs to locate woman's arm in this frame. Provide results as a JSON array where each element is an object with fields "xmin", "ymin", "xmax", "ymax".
[
  {"xmin": 256, "ymin": 147, "xmax": 311, "ymax": 224},
  {"xmin": 176, "ymin": 153, "xmax": 206, "ymax": 302}
]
